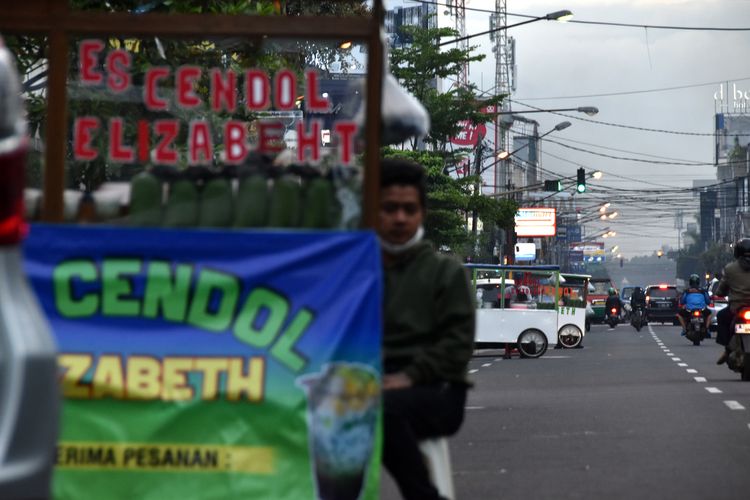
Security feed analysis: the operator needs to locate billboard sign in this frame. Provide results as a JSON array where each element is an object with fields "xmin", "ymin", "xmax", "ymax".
[
  {"xmin": 450, "ymin": 120, "xmax": 487, "ymax": 146},
  {"xmin": 24, "ymin": 225, "xmax": 383, "ymax": 500},
  {"xmin": 515, "ymin": 242, "xmax": 536, "ymax": 261},
  {"xmin": 515, "ymin": 208, "xmax": 556, "ymax": 237}
]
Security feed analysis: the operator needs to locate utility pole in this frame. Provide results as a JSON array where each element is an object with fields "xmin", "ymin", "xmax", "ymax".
[
  {"xmin": 453, "ymin": 0, "xmax": 469, "ymax": 88},
  {"xmin": 490, "ymin": 0, "xmax": 514, "ymax": 193},
  {"xmin": 471, "ymin": 131, "xmax": 486, "ymax": 238}
]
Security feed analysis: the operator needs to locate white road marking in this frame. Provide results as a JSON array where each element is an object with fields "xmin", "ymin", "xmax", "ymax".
[
  {"xmin": 469, "ymin": 369, "xmax": 479, "ymax": 374},
  {"xmin": 678, "ymin": 363, "xmax": 688, "ymax": 367},
  {"xmin": 482, "ymin": 363, "xmax": 492, "ymax": 367},
  {"xmin": 694, "ymin": 377, "xmax": 707, "ymax": 382},
  {"xmin": 706, "ymin": 387, "xmax": 723, "ymax": 394},
  {"xmin": 671, "ymin": 357, "xmax": 681, "ymax": 361},
  {"xmin": 724, "ymin": 401, "xmax": 746, "ymax": 410},
  {"xmin": 687, "ymin": 369, "xmax": 698, "ymax": 373},
  {"xmin": 465, "ymin": 406, "xmax": 485, "ymax": 410}
]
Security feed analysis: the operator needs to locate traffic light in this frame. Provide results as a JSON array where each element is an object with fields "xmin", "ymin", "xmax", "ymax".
[
  {"xmin": 576, "ymin": 168, "xmax": 586, "ymax": 193},
  {"xmin": 544, "ymin": 180, "xmax": 562, "ymax": 192}
]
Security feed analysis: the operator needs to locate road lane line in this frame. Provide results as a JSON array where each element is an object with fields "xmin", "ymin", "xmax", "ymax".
[
  {"xmin": 706, "ymin": 387, "xmax": 723, "ymax": 394},
  {"xmin": 694, "ymin": 377, "xmax": 707, "ymax": 382},
  {"xmin": 724, "ymin": 401, "xmax": 745, "ymax": 410},
  {"xmin": 671, "ymin": 357, "xmax": 681, "ymax": 361},
  {"xmin": 482, "ymin": 363, "xmax": 492, "ymax": 367},
  {"xmin": 465, "ymin": 406, "xmax": 485, "ymax": 410},
  {"xmin": 469, "ymin": 369, "xmax": 479, "ymax": 374},
  {"xmin": 687, "ymin": 369, "xmax": 698, "ymax": 373},
  {"xmin": 678, "ymin": 363, "xmax": 688, "ymax": 367}
]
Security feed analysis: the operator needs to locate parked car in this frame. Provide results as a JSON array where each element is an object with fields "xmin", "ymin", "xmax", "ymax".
[
  {"xmin": 645, "ymin": 284, "xmax": 680, "ymax": 325},
  {"xmin": 0, "ymin": 35, "xmax": 60, "ymax": 498}
]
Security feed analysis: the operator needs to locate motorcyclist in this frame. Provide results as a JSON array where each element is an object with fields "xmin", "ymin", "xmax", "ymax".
[
  {"xmin": 630, "ymin": 286, "xmax": 646, "ymax": 323},
  {"xmin": 605, "ymin": 287, "xmax": 622, "ymax": 318},
  {"xmin": 630, "ymin": 286, "xmax": 646, "ymax": 312},
  {"xmin": 715, "ymin": 238, "xmax": 750, "ymax": 364},
  {"xmin": 677, "ymin": 274, "xmax": 711, "ymax": 336}
]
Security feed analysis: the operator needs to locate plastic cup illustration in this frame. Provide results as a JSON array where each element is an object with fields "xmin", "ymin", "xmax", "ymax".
[{"xmin": 298, "ymin": 363, "xmax": 380, "ymax": 500}]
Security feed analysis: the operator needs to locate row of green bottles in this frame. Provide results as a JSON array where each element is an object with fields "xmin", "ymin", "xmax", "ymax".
[{"xmin": 128, "ymin": 170, "xmax": 340, "ymax": 229}]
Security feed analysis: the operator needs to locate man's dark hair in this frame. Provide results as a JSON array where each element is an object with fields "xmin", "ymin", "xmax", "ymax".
[{"xmin": 380, "ymin": 158, "xmax": 427, "ymax": 209}]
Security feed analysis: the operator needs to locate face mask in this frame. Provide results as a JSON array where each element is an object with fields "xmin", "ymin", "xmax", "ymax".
[{"xmin": 379, "ymin": 225, "xmax": 424, "ymax": 255}]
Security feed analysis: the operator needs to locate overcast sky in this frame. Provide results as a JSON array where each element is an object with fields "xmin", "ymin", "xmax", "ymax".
[{"xmin": 397, "ymin": 0, "xmax": 750, "ymax": 257}]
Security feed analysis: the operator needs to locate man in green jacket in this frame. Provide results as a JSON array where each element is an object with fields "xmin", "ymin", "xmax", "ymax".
[{"xmin": 379, "ymin": 158, "xmax": 475, "ymax": 500}]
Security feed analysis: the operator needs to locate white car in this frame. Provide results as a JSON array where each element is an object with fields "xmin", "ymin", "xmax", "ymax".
[{"xmin": 0, "ymin": 36, "xmax": 59, "ymax": 498}]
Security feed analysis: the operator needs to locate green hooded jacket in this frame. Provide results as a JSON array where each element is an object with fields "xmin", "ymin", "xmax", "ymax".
[{"xmin": 382, "ymin": 241, "xmax": 476, "ymax": 385}]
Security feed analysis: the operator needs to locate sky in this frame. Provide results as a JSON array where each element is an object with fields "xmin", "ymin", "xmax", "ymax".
[{"xmin": 394, "ymin": 0, "xmax": 750, "ymax": 257}]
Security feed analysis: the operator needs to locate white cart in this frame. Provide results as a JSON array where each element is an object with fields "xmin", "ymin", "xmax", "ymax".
[{"xmin": 467, "ymin": 265, "xmax": 590, "ymax": 358}]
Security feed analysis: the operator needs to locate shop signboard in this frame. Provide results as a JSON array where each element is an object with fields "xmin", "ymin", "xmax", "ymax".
[
  {"xmin": 515, "ymin": 207, "xmax": 556, "ymax": 237},
  {"xmin": 24, "ymin": 225, "xmax": 382, "ymax": 499}
]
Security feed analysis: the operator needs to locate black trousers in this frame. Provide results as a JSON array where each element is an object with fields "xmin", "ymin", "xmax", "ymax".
[
  {"xmin": 383, "ymin": 382, "xmax": 467, "ymax": 500},
  {"xmin": 717, "ymin": 306, "xmax": 733, "ymax": 346}
]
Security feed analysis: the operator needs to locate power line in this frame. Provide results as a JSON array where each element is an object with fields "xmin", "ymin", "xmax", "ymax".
[
  {"xmin": 515, "ymin": 76, "xmax": 750, "ymax": 100},
  {"xmin": 406, "ymin": 1, "xmax": 750, "ymax": 31},
  {"xmin": 543, "ymin": 137, "xmax": 722, "ymax": 166},
  {"xmin": 546, "ymin": 134, "xmax": 708, "ymax": 165},
  {"xmin": 512, "ymin": 100, "xmax": 743, "ymax": 137}
]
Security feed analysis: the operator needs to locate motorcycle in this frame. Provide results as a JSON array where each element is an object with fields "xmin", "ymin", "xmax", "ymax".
[
  {"xmin": 631, "ymin": 306, "xmax": 645, "ymax": 332},
  {"xmin": 606, "ymin": 306, "xmax": 620, "ymax": 329},
  {"xmin": 727, "ymin": 308, "xmax": 750, "ymax": 381},
  {"xmin": 684, "ymin": 308, "xmax": 708, "ymax": 346}
]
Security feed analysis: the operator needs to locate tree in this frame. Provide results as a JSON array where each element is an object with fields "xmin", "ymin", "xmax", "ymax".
[
  {"xmin": 701, "ymin": 242, "xmax": 733, "ymax": 277},
  {"xmin": 383, "ymin": 148, "xmax": 517, "ymax": 257},
  {"xmin": 386, "ymin": 21, "xmax": 512, "ymax": 259},
  {"xmin": 389, "ymin": 22, "xmax": 503, "ymax": 152}
]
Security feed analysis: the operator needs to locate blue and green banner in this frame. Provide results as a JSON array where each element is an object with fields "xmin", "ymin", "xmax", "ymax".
[{"xmin": 23, "ymin": 224, "xmax": 383, "ymax": 500}]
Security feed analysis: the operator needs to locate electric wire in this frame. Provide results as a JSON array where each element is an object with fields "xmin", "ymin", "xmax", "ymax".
[
  {"xmin": 512, "ymin": 100, "xmax": 750, "ymax": 137},
  {"xmin": 405, "ymin": 1, "xmax": 750, "ymax": 31}
]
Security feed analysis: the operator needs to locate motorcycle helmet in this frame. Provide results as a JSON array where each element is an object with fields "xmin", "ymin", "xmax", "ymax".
[
  {"xmin": 734, "ymin": 238, "xmax": 750, "ymax": 259},
  {"xmin": 689, "ymin": 274, "xmax": 700, "ymax": 287},
  {"xmin": 608, "ymin": 287, "xmax": 616, "ymax": 296}
]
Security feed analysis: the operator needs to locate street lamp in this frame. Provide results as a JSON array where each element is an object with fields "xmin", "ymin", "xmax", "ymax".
[
  {"xmin": 496, "ymin": 120, "xmax": 571, "ymax": 160},
  {"xmin": 495, "ymin": 106, "xmax": 599, "ymax": 117},
  {"xmin": 438, "ymin": 9, "xmax": 573, "ymax": 47},
  {"xmin": 592, "ymin": 171, "xmax": 603, "ymax": 180}
]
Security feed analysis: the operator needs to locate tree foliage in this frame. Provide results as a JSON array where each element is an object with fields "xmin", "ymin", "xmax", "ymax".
[
  {"xmin": 385, "ymin": 20, "xmax": 513, "ymax": 258},
  {"xmin": 383, "ymin": 148, "xmax": 517, "ymax": 256},
  {"xmin": 389, "ymin": 23, "xmax": 503, "ymax": 151}
]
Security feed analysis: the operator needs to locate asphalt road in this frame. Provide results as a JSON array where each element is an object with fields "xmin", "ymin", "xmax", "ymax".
[{"xmin": 381, "ymin": 322, "xmax": 750, "ymax": 500}]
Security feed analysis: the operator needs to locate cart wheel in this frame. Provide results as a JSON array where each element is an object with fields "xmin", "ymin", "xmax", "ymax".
[
  {"xmin": 517, "ymin": 329, "xmax": 548, "ymax": 359},
  {"xmin": 558, "ymin": 325, "xmax": 582, "ymax": 349}
]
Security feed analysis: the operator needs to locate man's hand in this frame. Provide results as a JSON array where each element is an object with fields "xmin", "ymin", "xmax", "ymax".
[{"xmin": 382, "ymin": 372, "xmax": 413, "ymax": 390}]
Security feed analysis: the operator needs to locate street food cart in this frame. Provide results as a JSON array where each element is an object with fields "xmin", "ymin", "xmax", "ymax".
[
  {"xmin": 3, "ymin": 2, "xmax": 391, "ymax": 499},
  {"xmin": 467, "ymin": 264, "xmax": 589, "ymax": 356}
]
